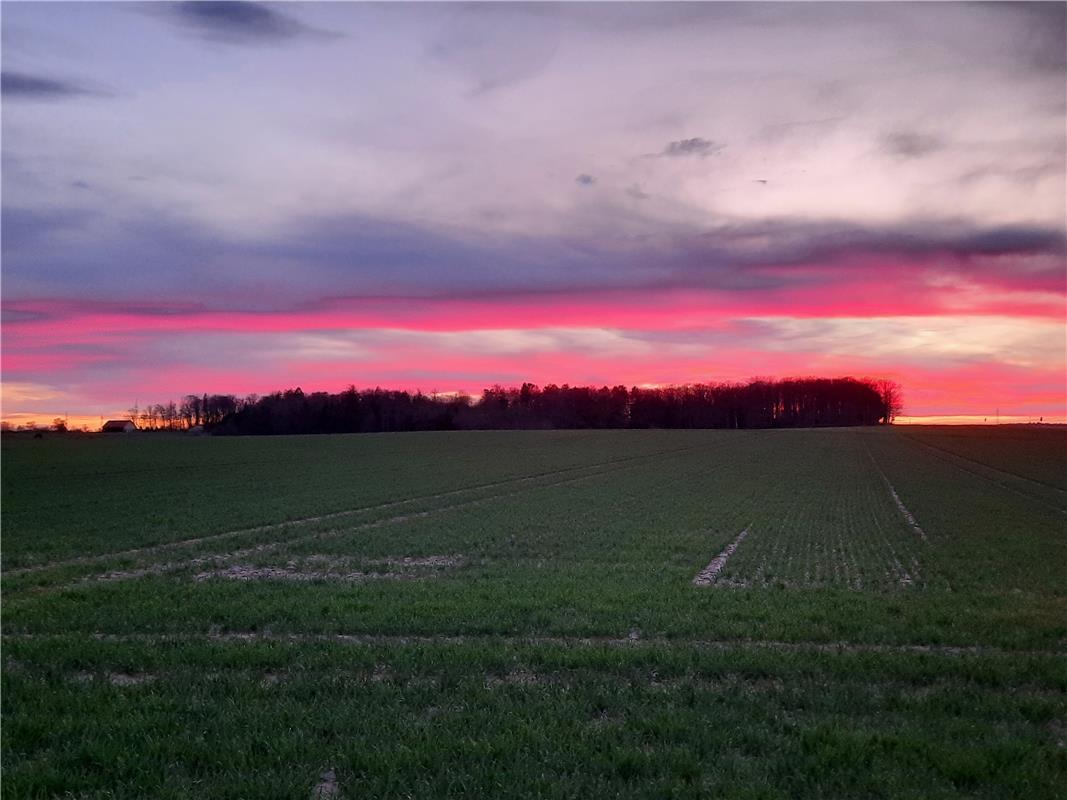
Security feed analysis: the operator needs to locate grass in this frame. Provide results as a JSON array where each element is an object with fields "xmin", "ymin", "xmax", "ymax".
[{"xmin": 3, "ymin": 427, "xmax": 1066, "ymax": 797}]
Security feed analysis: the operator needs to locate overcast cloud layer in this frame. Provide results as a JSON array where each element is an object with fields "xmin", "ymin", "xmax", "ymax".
[{"xmin": 2, "ymin": 2, "xmax": 1065, "ymax": 424}]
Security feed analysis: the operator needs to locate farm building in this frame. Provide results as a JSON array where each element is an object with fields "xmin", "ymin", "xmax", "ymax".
[{"xmin": 101, "ymin": 420, "xmax": 137, "ymax": 433}]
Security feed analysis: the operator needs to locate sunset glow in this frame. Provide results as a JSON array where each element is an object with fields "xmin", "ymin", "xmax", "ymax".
[{"xmin": 3, "ymin": 3, "xmax": 1064, "ymax": 427}]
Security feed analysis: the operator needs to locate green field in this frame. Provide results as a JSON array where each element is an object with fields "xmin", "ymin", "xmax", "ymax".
[{"xmin": 3, "ymin": 427, "xmax": 1066, "ymax": 798}]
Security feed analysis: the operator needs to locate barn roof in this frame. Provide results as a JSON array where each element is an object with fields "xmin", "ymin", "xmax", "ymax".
[{"xmin": 101, "ymin": 419, "xmax": 136, "ymax": 431}]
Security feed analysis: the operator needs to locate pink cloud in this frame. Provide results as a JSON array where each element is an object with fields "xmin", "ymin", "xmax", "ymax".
[{"xmin": 3, "ymin": 274, "xmax": 1063, "ymax": 422}]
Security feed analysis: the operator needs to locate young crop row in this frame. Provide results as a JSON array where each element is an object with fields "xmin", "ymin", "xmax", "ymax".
[{"xmin": 692, "ymin": 433, "xmax": 933, "ymax": 591}]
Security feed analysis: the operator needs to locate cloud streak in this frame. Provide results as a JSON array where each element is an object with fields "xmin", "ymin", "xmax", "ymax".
[
  {"xmin": 660, "ymin": 137, "xmax": 723, "ymax": 158},
  {"xmin": 163, "ymin": 1, "xmax": 336, "ymax": 44},
  {"xmin": 882, "ymin": 131, "xmax": 943, "ymax": 159},
  {"xmin": 1, "ymin": 71, "xmax": 102, "ymax": 99},
  {"xmin": 3, "ymin": 204, "xmax": 1062, "ymax": 306}
]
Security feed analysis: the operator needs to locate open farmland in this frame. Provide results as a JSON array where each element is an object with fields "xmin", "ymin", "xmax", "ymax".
[{"xmin": 3, "ymin": 427, "xmax": 1066, "ymax": 798}]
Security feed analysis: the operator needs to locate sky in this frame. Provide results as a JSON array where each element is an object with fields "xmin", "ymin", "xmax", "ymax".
[{"xmin": 2, "ymin": 1, "xmax": 1065, "ymax": 427}]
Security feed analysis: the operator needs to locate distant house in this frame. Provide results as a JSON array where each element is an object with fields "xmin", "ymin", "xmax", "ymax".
[{"xmin": 101, "ymin": 420, "xmax": 137, "ymax": 433}]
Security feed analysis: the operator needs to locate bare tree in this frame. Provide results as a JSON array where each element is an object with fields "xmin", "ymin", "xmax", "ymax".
[{"xmin": 873, "ymin": 379, "xmax": 903, "ymax": 423}]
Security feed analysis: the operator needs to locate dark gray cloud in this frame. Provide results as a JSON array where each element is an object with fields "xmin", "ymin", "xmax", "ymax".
[
  {"xmin": 164, "ymin": 2, "xmax": 334, "ymax": 44},
  {"xmin": 1, "ymin": 71, "xmax": 99, "ymax": 100},
  {"xmin": 626, "ymin": 184, "xmax": 650, "ymax": 200},
  {"xmin": 689, "ymin": 219, "xmax": 1065, "ymax": 267},
  {"xmin": 1, "ymin": 206, "xmax": 97, "ymax": 250},
  {"xmin": 575, "ymin": 174, "xmax": 596, "ymax": 186},
  {"xmin": 661, "ymin": 138, "xmax": 723, "ymax": 158},
  {"xmin": 959, "ymin": 161, "xmax": 1064, "ymax": 185},
  {"xmin": 882, "ymin": 131, "xmax": 943, "ymax": 159},
  {"xmin": 4, "ymin": 199, "xmax": 1064, "ymax": 308},
  {"xmin": 998, "ymin": 1, "xmax": 1067, "ymax": 73}
]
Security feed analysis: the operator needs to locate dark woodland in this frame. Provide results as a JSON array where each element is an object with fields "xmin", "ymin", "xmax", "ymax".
[{"xmin": 131, "ymin": 378, "xmax": 901, "ymax": 435}]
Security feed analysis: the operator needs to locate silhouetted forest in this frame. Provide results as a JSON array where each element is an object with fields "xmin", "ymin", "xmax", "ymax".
[{"xmin": 132, "ymin": 378, "xmax": 900, "ymax": 435}]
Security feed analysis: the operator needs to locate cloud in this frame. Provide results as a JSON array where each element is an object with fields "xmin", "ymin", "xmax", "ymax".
[
  {"xmin": 958, "ymin": 161, "xmax": 1064, "ymax": 186},
  {"xmin": 575, "ymin": 174, "xmax": 596, "ymax": 186},
  {"xmin": 1000, "ymin": 1, "xmax": 1067, "ymax": 73},
  {"xmin": 4, "ymin": 198, "xmax": 1063, "ymax": 310},
  {"xmin": 661, "ymin": 138, "xmax": 723, "ymax": 158},
  {"xmin": 0, "ymin": 381, "xmax": 68, "ymax": 406},
  {"xmin": 1, "ymin": 71, "xmax": 100, "ymax": 100},
  {"xmin": 626, "ymin": 184, "xmax": 650, "ymax": 200},
  {"xmin": 429, "ymin": 3, "xmax": 560, "ymax": 94},
  {"xmin": 1, "ymin": 206, "xmax": 97, "ymax": 250},
  {"xmin": 164, "ymin": 1, "xmax": 335, "ymax": 44},
  {"xmin": 882, "ymin": 131, "xmax": 943, "ymax": 159},
  {"xmin": 686, "ymin": 218, "xmax": 1065, "ymax": 268}
]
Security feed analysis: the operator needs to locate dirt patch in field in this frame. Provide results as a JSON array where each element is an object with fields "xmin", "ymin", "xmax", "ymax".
[
  {"xmin": 362, "ymin": 554, "xmax": 466, "ymax": 569},
  {"xmin": 693, "ymin": 528, "xmax": 750, "ymax": 586},
  {"xmin": 72, "ymin": 671, "xmax": 156, "ymax": 687},
  {"xmin": 886, "ymin": 485, "xmax": 927, "ymax": 541},
  {"xmin": 193, "ymin": 553, "xmax": 465, "ymax": 583},
  {"xmin": 193, "ymin": 565, "xmax": 402, "ymax": 583},
  {"xmin": 302, "ymin": 553, "xmax": 465, "ymax": 570},
  {"xmin": 95, "ymin": 564, "xmax": 172, "ymax": 582},
  {"xmin": 312, "ymin": 769, "xmax": 338, "ymax": 799},
  {"xmin": 484, "ymin": 668, "xmax": 555, "ymax": 688},
  {"xmin": 588, "ymin": 710, "xmax": 626, "ymax": 730},
  {"xmin": 370, "ymin": 664, "xmax": 395, "ymax": 683},
  {"xmin": 865, "ymin": 444, "xmax": 928, "ymax": 540}
]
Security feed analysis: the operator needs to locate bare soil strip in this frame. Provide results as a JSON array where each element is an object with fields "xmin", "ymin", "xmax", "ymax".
[
  {"xmin": 312, "ymin": 769, "xmax": 338, "ymax": 800},
  {"xmin": 193, "ymin": 553, "xmax": 465, "ymax": 583},
  {"xmin": 692, "ymin": 528, "xmax": 749, "ymax": 586},
  {"xmin": 4, "ymin": 631, "xmax": 1063, "ymax": 659},
  {"xmin": 71, "ymin": 671, "xmax": 156, "ymax": 686},
  {"xmin": 6, "ymin": 445, "xmax": 698, "ymax": 577},
  {"xmin": 193, "ymin": 565, "xmax": 403, "ymax": 583},
  {"xmin": 865, "ymin": 445, "xmax": 928, "ymax": 541}
]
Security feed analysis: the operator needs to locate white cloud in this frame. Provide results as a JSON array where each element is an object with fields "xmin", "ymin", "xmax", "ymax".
[{"xmin": 749, "ymin": 315, "xmax": 1066, "ymax": 368}]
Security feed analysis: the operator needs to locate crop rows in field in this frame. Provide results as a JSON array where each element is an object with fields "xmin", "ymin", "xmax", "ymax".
[
  {"xmin": 9, "ymin": 429, "xmax": 944, "ymax": 599},
  {"xmin": 899, "ymin": 433, "xmax": 1067, "ymax": 516},
  {"xmin": 8, "ymin": 434, "xmax": 756, "ymax": 600},
  {"xmin": 4, "ymin": 440, "xmax": 697, "ymax": 578},
  {"xmin": 5, "ymin": 631, "xmax": 1064, "ymax": 800},
  {"xmin": 4, "ymin": 428, "xmax": 1067, "ymax": 799},
  {"xmin": 694, "ymin": 436, "xmax": 933, "ymax": 590}
]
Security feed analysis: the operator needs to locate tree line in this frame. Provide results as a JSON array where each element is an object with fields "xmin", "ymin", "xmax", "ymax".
[
  {"xmin": 128, "ymin": 393, "xmax": 241, "ymax": 430},
  {"xmin": 131, "ymin": 377, "xmax": 901, "ymax": 435}
]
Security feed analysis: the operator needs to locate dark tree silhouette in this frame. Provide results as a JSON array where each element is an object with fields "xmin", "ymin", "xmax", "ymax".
[{"xmin": 129, "ymin": 376, "xmax": 900, "ymax": 435}]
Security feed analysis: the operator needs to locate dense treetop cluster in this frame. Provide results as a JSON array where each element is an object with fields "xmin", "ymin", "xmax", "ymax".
[{"xmin": 132, "ymin": 378, "xmax": 901, "ymax": 435}]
